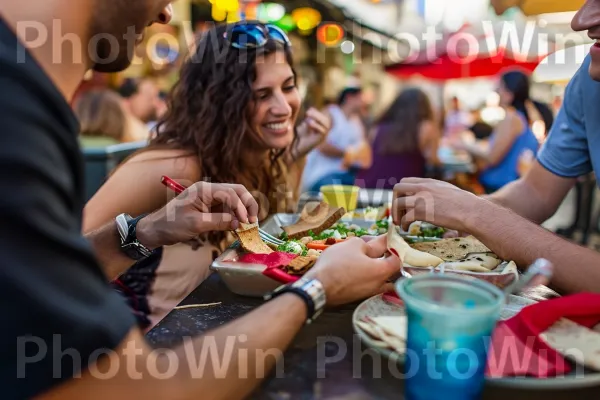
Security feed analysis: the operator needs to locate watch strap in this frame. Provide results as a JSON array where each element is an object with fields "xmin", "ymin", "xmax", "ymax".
[
  {"xmin": 264, "ymin": 278, "xmax": 326, "ymax": 324},
  {"xmin": 116, "ymin": 213, "xmax": 152, "ymax": 261}
]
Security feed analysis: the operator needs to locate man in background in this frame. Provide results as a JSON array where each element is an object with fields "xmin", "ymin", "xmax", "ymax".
[
  {"xmin": 302, "ymin": 87, "xmax": 372, "ymax": 192},
  {"xmin": 118, "ymin": 77, "xmax": 160, "ymax": 140}
]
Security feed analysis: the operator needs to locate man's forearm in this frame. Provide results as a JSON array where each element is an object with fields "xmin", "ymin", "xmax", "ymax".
[
  {"xmin": 41, "ymin": 294, "xmax": 307, "ymax": 400},
  {"xmin": 85, "ymin": 222, "xmax": 139, "ymax": 280},
  {"xmin": 172, "ymin": 293, "xmax": 306, "ymax": 400},
  {"xmin": 484, "ymin": 180, "xmax": 552, "ymax": 224},
  {"xmin": 466, "ymin": 199, "xmax": 600, "ymax": 294}
]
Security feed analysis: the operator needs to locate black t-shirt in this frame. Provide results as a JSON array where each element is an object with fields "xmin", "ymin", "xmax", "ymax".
[{"xmin": 0, "ymin": 21, "xmax": 135, "ymax": 399}]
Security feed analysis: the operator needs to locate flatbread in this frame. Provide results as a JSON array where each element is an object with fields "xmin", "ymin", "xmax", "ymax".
[
  {"xmin": 411, "ymin": 236, "xmax": 491, "ymax": 261},
  {"xmin": 235, "ymin": 224, "xmax": 273, "ymax": 254},
  {"xmin": 372, "ymin": 316, "xmax": 408, "ymax": 342},
  {"xmin": 387, "ymin": 225, "xmax": 443, "ymax": 267},
  {"xmin": 442, "ymin": 253, "xmax": 502, "ymax": 272},
  {"xmin": 283, "ymin": 201, "xmax": 346, "ymax": 239},
  {"xmin": 540, "ymin": 318, "xmax": 600, "ymax": 372},
  {"xmin": 357, "ymin": 316, "xmax": 407, "ymax": 353},
  {"xmin": 284, "ymin": 255, "xmax": 318, "ymax": 275}
]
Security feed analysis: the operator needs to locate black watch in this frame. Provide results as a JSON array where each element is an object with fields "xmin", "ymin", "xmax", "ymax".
[
  {"xmin": 115, "ymin": 213, "xmax": 153, "ymax": 261},
  {"xmin": 264, "ymin": 277, "xmax": 326, "ymax": 324}
]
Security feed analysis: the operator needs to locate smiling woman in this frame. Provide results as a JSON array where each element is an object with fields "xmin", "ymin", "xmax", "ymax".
[{"xmin": 82, "ymin": 21, "xmax": 331, "ymax": 329}]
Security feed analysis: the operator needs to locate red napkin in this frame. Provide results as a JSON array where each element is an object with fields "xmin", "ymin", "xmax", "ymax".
[
  {"xmin": 237, "ymin": 252, "xmax": 300, "ymax": 284},
  {"xmin": 487, "ymin": 293, "xmax": 600, "ymax": 378},
  {"xmin": 238, "ymin": 252, "xmax": 298, "ymax": 268}
]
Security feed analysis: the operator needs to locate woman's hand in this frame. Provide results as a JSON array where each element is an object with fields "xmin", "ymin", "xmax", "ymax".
[
  {"xmin": 293, "ymin": 108, "xmax": 331, "ymax": 159},
  {"xmin": 136, "ymin": 182, "xmax": 259, "ymax": 249}
]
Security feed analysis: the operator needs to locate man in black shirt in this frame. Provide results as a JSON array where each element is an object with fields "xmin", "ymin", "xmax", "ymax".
[{"xmin": 0, "ymin": 1, "xmax": 400, "ymax": 399}]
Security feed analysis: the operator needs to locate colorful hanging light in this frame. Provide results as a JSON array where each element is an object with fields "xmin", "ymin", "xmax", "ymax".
[
  {"xmin": 317, "ymin": 23, "xmax": 345, "ymax": 47},
  {"xmin": 212, "ymin": 5, "xmax": 227, "ymax": 21},
  {"xmin": 291, "ymin": 7, "xmax": 322, "ymax": 31},
  {"xmin": 245, "ymin": 3, "xmax": 258, "ymax": 20},
  {"xmin": 257, "ymin": 3, "xmax": 286, "ymax": 23},
  {"xmin": 274, "ymin": 14, "xmax": 296, "ymax": 32}
]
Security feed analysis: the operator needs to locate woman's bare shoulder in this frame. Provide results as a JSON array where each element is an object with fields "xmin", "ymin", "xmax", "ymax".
[{"xmin": 122, "ymin": 148, "xmax": 202, "ymax": 183}]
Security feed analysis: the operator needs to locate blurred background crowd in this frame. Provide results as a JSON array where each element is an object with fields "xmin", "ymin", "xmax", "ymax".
[{"xmin": 76, "ymin": 0, "xmax": 594, "ymax": 244}]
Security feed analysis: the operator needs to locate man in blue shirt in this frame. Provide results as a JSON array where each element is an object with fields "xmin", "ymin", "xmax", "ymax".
[{"xmin": 391, "ymin": 0, "xmax": 600, "ymax": 295}]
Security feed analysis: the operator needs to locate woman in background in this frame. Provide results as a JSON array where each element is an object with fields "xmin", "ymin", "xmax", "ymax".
[
  {"xmin": 452, "ymin": 70, "xmax": 540, "ymax": 193},
  {"xmin": 75, "ymin": 90, "xmax": 126, "ymax": 148},
  {"xmin": 356, "ymin": 88, "xmax": 440, "ymax": 189},
  {"xmin": 83, "ymin": 22, "xmax": 330, "ymax": 329}
]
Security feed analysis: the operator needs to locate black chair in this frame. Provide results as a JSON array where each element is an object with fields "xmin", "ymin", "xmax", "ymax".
[
  {"xmin": 82, "ymin": 141, "xmax": 147, "ymax": 201},
  {"xmin": 555, "ymin": 173, "xmax": 596, "ymax": 245}
]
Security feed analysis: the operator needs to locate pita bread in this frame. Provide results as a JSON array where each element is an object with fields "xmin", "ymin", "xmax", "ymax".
[
  {"xmin": 357, "ymin": 316, "xmax": 407, "ymax": 354},
  {"xmin": 284, "ymin": 255, "xmax": 318, "ymax": 275},
  {"xmin": 235, "ymin": 223, "xmax": 273, "ymax": 254},
  {"xmin": 283, "ymin": 201, "xmax": 346, "ymax": 239},
  {"xmin": 411, "ymin": 236, "xmax": 491, "ymax": 262},
  {"xmin": 442, "ymin": 253, "xmax": 503, "ymax": 272},
  {"xmin": 372, "ymin": 316, "xmax": 408, "ymax": 342},
  {"xmin": 540, "ymin": 318, "xmax": 600, "ymax": 372},
  {"xmin": 387, "ymin": 225, "xmax": 444, "ymax": 267}
]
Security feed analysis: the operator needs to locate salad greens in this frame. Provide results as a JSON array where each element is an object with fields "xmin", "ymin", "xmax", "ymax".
[
  {"xmin": 419, "ymin": 226, "xmax": 446, "ymax": 238},
  {"xmin": 277, "ymin": 240, "xmax": 308, "ymax": 256},
  {"xmin": 302, "ymin": 220, "xmax": 388, "ymax": 241}
]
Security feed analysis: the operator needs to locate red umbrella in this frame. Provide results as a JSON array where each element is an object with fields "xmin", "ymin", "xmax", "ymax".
[
  {"xmin": 386, "ymin": 50, "xmax": 543, "ymax": 80},
  {"xmin": 385, "ymin": 24, "xmax": 547, "ymax": 81}
]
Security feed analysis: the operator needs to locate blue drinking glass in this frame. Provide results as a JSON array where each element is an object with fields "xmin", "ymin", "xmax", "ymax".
[{"xmin": 395, "ymin": 274, "xmax": 505, "ymax": 400}]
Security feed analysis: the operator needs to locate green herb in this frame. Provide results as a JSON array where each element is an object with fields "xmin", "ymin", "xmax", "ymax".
[
  {"xmin": 277, "ymin": 240, "xmax": 308, "ymax": 256},
  {"xmin": 280, "ymin": 231, "xmax": 288, "ymax": 241}
]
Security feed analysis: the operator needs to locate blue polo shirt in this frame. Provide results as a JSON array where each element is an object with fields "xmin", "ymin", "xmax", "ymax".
[{"xmin": 538, "ymin": 55, "xmax": 600, "ymax": 180}]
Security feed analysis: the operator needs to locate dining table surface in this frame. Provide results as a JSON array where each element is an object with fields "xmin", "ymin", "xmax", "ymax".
[{"xmin": 146, "ymin": 273, "xmax": 600, "ymax": 400}]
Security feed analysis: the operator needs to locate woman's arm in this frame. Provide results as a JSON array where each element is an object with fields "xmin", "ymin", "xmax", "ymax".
[
  {"xmin": 418, "ymin": 120, "xmax": 441, "ymax": 166},
  {"xmin": 460, "ymin": 110, "xmax": 523, "ymax": 168},
  {"xmin": 83, "ymin": 149, "xmax": 200, "ymax": 233}
]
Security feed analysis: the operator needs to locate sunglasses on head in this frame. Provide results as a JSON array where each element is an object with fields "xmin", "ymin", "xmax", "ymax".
[{"xmin": 224, "ymin": 23, "xmax": 291, "ymax": 49}]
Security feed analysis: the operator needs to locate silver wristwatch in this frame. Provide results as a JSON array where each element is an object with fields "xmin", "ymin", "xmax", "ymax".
[{"xmin": 264, "ymin": 277, "xmax": 327, "ymax": 324}]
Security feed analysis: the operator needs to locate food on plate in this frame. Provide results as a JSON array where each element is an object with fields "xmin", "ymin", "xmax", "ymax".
[
  {"xmin": 387, "ymin": 224, "xmax": 444, "ymax": 267},
  {"xmin": 440, "ymin": 253, "xmax": 503, "ymax": 272},
  {"xmin": 347, "ymin": 205, "xmax": 391, "ymax": 221},
  {"xmin": 284, "ymin": 255, "xmax": 319, "ymax": 275},
  {"xmin": 356, "ymin": 315, "xmax": 407, "ymax": 354},
  {"xmin": 411, "ymin": 236, "xmax": 491, "ymax": 262},
  {"xmin": 276, "ymin": 240, "xmax": 308, "ymax": 256},
  {"xmin": 234, "ymin": 222, "xmax": 273, "ymax": 254},
  {"xmin": 388, "ymin": 221, "xmax": 511, "ymax": 273},
  {"xmin": 407, "ymin": 221, "xmax": 448, "ymax": 238},
  {"xmin": 540, "ymin": 318, "xmax": 600, "ymax": 372},
  {"xmin": 282, "ymin": 201, "xmax": 346, "ymax": 239}
]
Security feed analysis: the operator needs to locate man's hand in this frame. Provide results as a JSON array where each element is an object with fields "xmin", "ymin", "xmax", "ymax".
[
  {"xmin": 305, "ymin": 235, "xmax": 400, "ymax": 306},
  {"xmin": 136, "ymin": 182, "xmax": 259, "ymax": 249},
  {"xmin": 392, "ymin": 178, "xmax": 482, "ymax": 233}
]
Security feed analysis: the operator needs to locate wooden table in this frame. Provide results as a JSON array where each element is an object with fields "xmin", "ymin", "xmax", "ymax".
[{"xmin": 146, "ymin": 274, "xmax": 599, "ymax": 399}]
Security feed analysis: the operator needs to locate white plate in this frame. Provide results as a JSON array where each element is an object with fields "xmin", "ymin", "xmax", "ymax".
[{"xmin": 353, "ymin": 294, "xmax": 600, "ymax": 389}]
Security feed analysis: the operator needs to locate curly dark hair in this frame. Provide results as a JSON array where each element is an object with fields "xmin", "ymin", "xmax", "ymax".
[{"xmin": 150, "ymin": 22, "xmax": 299, "ymax": 216}]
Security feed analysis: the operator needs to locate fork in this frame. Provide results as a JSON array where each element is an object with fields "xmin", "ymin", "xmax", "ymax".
[
  {"xmin": 259, "ymin": 230, "xmax": 285, "ymax": 246},
  {"xmin": 161, "ymin": 176, "xmax": 285, "ymax": 247}
]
